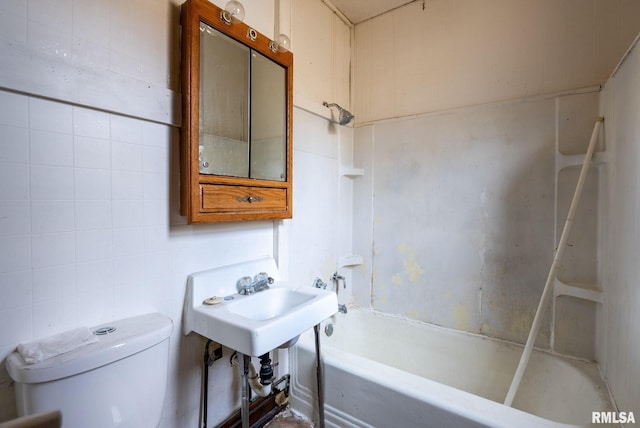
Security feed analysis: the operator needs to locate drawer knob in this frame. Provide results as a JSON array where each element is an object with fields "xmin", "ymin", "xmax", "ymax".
[{"xmin": 237, "ymin": 195, "xmax": 263, "ymax": 203}]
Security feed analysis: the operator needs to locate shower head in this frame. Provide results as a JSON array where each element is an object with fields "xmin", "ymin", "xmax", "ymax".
[{"xmin": 323, "ymin": 101, "xmax": 355, "ymax": 126}]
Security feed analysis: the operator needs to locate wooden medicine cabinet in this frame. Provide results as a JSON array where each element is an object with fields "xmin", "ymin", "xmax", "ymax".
[{"xmin": 180, "ymin": 0, "xmax": 293, "ymax": 223}]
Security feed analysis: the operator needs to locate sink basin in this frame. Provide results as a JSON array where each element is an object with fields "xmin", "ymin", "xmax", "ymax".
[
  {"xmin": 227, "ymin": 288, "xmax": 316, "ymax": 321},
  {"xmin": 183, "ymin": 257, "xmax": 338, "ymax": 356}
]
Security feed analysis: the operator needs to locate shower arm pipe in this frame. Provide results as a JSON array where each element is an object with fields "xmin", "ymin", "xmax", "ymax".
[
  {"xmin": 322, "ymin": 101, "xmax": 355, "ymax": 125},
  {"xmin": 504, "ymin": 117, "xmax": 604, "ymax": 407}
]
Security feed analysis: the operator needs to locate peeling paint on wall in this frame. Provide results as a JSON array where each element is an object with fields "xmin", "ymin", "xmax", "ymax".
[
  {"xmin": 509, "ymin": 311, "xmax": 534, "ymax": 340},
  {"xmin": 376, "ymin": 294, "xmax": 388, "ymax": 304},
  {"xmin": 398, "ymin": 243, "xmax": 424, "ymax": 283},
  {"xmin": 454, "ymin": 304, "xmax": 471, "ymax": 331},
  {"xmin": 406, "ymin": 309, "xmax": 420, "ymax": 319},
  {"xmin": 481, "ymin": 323, "xmax": 491, "ymax": 334},
  {"xmin": 365, "ymin": 95, "xmax": 570, "ymax": 347}
]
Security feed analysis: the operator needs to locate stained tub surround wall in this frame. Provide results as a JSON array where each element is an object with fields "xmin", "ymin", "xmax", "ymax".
[
  {"xmin": 349, "ymin": 0, "xmax": 640, "ymax": 374},
  {"xmin": 352, "ymin": 90, "xmax": 604, "ymax": 354},
  {"xmin": 0, "ymin": 0, "xmax": 351, "ymax": 426}
]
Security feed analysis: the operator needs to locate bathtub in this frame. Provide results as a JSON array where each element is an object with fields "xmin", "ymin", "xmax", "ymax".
[{"xmin": 290, "ymin": 309, "xmax": 617, "ymax": 428}]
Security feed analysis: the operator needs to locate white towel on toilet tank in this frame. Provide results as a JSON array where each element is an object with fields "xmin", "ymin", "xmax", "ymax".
[{"xmin": 17, "ymin": 327, "xmax": 98, "ymax": 364}]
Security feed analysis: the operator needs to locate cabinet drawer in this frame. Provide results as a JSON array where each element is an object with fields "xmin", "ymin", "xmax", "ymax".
[{"xmin": 200, "ymin": 185, "xmax": 288, "ymax": 213}]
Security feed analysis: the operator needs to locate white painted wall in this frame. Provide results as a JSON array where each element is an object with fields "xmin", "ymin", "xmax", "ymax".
[
  {"xmin": 354, "ymin": 0, "xmax": 640, "ymax": 124},
  {"xmin": 0, "ymin": 0, "xmax": 351, "ymax": 425},
  {"xmin": 291, "ymin": 0, "xmax": 352, "ymax": 120},
  {"xmin": 599, "ymin": 39, "xmax": 640, "ymax": 417}
]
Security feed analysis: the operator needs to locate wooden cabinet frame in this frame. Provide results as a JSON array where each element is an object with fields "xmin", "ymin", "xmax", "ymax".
[{"xmin": 180, "ymin": 0, "xmax": 293, "ymax": 223}]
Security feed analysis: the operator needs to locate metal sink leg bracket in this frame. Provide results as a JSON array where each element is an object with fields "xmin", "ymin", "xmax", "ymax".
[
  {"xmin": 314, "ymin": 324, "xmax": 325, "ymax": 428},
  {"xmin": 239, "ymin": 353, "xmax": 250, "ymax": 428}
]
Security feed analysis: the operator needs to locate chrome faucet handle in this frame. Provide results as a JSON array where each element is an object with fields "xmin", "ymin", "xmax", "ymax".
[
  {"xmin": 331, "ymin": 271, "xmax": 346, "ymax": 289},
  {"xmin": 313, "ymin": 278, "xmax": 327, "ymax": 289},
  {"xmin": 254, "ymin": 272, "xmax": 265, "ymax": 281},
  {"xmin": 252, "ymin": 272, "xmax": 274, "ymax": 292},
  {"xmin": 237, "ymin": 276, "xmax": 254, "ymax": 295}
]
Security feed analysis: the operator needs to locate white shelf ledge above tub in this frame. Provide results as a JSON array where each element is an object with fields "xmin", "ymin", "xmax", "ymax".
[
  {"xmin": 553, "ymin": 278, "xmax": 603, "ymax": 304},
  {"xmin": 556, "ymin": 151, "xmax": 608, "ymax": 171},
  {"xmin": 340, "ymin": 167, "xmax": 364, "ymax": 178},
  {"xmin": 339, "ymin": 254, "xmax": 363, "ymax": 267}
]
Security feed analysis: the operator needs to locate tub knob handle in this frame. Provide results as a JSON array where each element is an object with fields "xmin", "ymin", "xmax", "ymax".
[{"xmin": 313, "ymin": 278, "xmax": 327, "ymax": 289}]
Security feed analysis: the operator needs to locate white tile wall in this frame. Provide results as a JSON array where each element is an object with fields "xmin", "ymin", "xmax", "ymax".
[
  {"xmin": 0, "ymin": 236, "xmax": 30, "ymax": 273},
  {"xmin": 0, "ymin": 2, "xmax": 27, "ymax": 46},
  {"xmin": 31, "ymin": 265, "xmax": 76, "ymax": 303},
  {"xmin": 29, "ymin": 98, "xmax": 72, "ymax": 134},
  {"xmin": 0, "ymin": 271, "xmax": 31, "ymax": 310},
  {"xmin": 0, "ymin": 90, "xmax": 293, "ymax": 425},
  {"xmin": 0, "ymin": 92, "xmax": 28, "ymax": 127},
  {"xmin": 0, "ymin": 201, "xmax": 30, "ymax": 236},
  {"xmin": 0, "ymin": 97, "xmax": 341, "ymax": 427},
  {"xmin": 0, "ymin": 126, "xmax": 29, "ymax": 163},
  {"xmin": 0, "ymin": 0, "xmax": 346, "ymax": 425}
]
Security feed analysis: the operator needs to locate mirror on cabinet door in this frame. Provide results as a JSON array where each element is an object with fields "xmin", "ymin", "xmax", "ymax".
[
  {"xmin": 250, "ymin": 50, "xmax": 287, "ymax": 182},
  {"xmin": 180, "ymin": 0, "xmax": 293, "ymax": 223}
]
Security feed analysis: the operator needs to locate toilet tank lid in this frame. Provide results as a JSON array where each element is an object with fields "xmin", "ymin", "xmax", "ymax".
[{"xmin": 6, "ymin": 313, "xmax": 173, "ymax": 384}]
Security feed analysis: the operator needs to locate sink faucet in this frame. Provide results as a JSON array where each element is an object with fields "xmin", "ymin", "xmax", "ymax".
[{"xmin": 238, "ymin": 273, "xmax": 274, "ymax": 295}]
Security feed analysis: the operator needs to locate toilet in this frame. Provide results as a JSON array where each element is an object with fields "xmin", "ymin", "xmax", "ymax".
[{"xmin": 6, "ymin": 313, "xmax": 172, "ymax": 428}]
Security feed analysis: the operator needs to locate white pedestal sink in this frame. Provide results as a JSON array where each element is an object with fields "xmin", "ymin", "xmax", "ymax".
[{"xmin": 183, "ymin": 257, "xmax": 338, "ymax": 356}]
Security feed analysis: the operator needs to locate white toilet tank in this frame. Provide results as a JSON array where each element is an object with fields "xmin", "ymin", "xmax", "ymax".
[{"xmin": 6, "ymin": 313, "xmax": 172, "ymax": 428}]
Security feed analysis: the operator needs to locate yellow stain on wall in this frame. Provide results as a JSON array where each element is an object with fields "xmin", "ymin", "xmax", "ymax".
[
  {"xmin": 374, "ymin": 271, "xmax": 387, "ymax": 290},
  {"xmin": 397, "ymin": 243, "xmax": 424, "ymax": 283},
  {"xmin": 376, "ymin": 294, "xmax": 388, "ymax": 304},
  {"xmin": 392, "ymin": 274, "xmax": 403, "ymax": 285},
  {"xmin": 509, "ymin": 312, "xmax": 534, "ymax": 340},
  {"xmin": 454, "ymin": 304, "xmax": 471, "ymax": 330},
  {"xmin": 481, "ymin": 323, "xmax": 491, "ymax": 334},
  {"xmin": 406, "ymin": 310, "xmax": 420, "ymax": 319}
]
